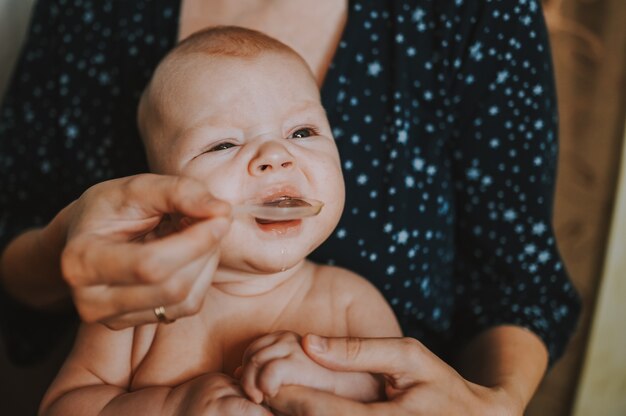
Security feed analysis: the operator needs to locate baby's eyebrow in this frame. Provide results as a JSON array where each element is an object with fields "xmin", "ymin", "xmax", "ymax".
[
  {"xmin": 182, "ymin": 114, "xmax": 235, "ymax": 133},
  {"xmin": 284, "ymin": 101, "xmax": 328, "ymax": 120},
  {"xmin": 175, "ymin": 124, "xmax": 239, "ymax": 155}
]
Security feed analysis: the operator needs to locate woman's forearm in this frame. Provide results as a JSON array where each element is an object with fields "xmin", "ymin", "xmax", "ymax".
[
  {"xmin": 454, "ymin": 325, "xmax": 549, "ymax": 410},
  {"xmin": 0, "ymin": 202, "xmax": 74, "ymax": 310}
]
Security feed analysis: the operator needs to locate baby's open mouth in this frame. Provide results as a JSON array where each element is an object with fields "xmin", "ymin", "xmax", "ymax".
[{"xmin": 255, "ymin": 196, "xmax": 311, "ymax": 224}]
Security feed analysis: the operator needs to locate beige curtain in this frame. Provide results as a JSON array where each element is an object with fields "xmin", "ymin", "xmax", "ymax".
[{"xmin": 528, "ymin": 1, "xmax": 626, "ymax": 415}]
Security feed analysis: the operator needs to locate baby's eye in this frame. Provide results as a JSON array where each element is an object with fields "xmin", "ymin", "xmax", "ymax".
[
  {"xmin": 208, "ymin": 142, "xmax": 236, "ymax": 152},
  {"xmin": 289, "ymin": 127, "xmax": 318, "ymax": 139}
]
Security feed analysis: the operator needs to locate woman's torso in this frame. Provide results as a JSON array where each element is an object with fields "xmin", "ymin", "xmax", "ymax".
[
  {"xmin": 1, "ymin": 0, "xmax": 579, "ymax": 361},
  {"xmin": 178, "ymin": 0, "xmax": 347, "ymax": 86},
  {"xmin": 3, "ymin": 0, "xmax": 461, "ymax": 352}
]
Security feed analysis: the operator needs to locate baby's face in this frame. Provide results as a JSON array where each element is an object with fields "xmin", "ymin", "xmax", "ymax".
[{"xmin": 146, "ymin": 52, "xmax": 344, "ymax": 274}]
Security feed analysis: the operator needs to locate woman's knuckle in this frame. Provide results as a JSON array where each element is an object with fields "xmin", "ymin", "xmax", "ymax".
[
  {"xmin": 134, "ymin": 256, "xmax": 163, "ymax": 283},
  {"xmin": 180, "ymin": 293, "xmax": 203, "ymax": 314},
  {"xmin": 175, "ymin": 301, "xmax": 192, "ymax": 316},
  {"xmin": 75, "ymin": 304, "xmax": 98, "ymax": 323},
  {"xmin": 172, "ymin": 176, "xmax": 195, "ymax": 200},
  {"xmin": 123, "ymin": 175, "xmax": 145, "ymax": 193},
  {"xmin": 162, "ymin": 276, "xmax": 188, "ymax": 300},
  {"xmin": 60, "ymin": 245, "xmax": 83, "ymax": 285},
  {"xmin": 398, "ymin": 337, "xmax": 422, "ymax": 365},
  {"xmin": 344, "ymin": 337, "xmax": 363, "ymax": 361},
  {"xmin": 400, "ymin": 337, "xmax": 422, "ymax": 353},
  {"xmin": 80, "ymin": 183, "xmax": 105, "ymax": 204}
]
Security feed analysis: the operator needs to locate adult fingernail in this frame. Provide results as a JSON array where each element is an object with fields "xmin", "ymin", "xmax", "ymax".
[
  {"xmin": 307, "ymin": 334, "xmax": 327, "ymax": 353},
  {"xmin": 210, "ymin": 217, "xmax": 230, "ymax": 239}
]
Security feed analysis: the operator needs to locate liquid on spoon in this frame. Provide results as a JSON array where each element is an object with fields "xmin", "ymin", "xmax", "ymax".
[{"xmin": 234, "ymin": 197, "xmax": 324, "ymax": 221}]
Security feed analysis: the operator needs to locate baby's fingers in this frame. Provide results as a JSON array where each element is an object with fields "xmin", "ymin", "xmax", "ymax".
[
  {"xmin": 241, "ymin": 342, "xmax": 295, "ymax": 404},
  {"xmin": 256, "ymin": 359, "xmax": 297, "ymax": 399}
]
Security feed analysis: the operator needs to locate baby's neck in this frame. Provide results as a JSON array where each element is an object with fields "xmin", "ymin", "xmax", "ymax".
[{"xmin": 212, "ymin": 260, "xmax": 309, "ymax": 297}]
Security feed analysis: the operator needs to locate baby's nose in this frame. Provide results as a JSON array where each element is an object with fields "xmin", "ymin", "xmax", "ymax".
[{"xmin": 249, "ymin": 141, "xmax": 295, "ymax": 175}]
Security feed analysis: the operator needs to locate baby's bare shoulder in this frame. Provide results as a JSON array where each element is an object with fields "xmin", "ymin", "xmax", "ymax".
[
  {"xmin": 312, "ymin": 263, "xmax": 380, "ymax": 302},
  {"xmin": 312, "ymin": 263, "xmax": 401, "ymax": 337}
]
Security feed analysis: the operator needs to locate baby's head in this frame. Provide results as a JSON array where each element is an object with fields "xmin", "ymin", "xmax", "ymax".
[{"xmin": 138, "ymin": 26, "xmax": 344, "ymax": 274}]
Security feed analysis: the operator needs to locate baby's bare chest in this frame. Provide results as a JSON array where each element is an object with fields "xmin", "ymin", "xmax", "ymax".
[{"xmin": 129, "ymin": 293, "xmax": 347, "ymax": 390}]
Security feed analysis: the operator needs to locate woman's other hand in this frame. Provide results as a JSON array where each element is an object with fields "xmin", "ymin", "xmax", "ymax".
[
  {"xmin": 238, "ymin": 331, "xmax": 335, "ymax": 404},
  {"xmin": 266, "ymin": 334, "xmax": 525, "ymax": 416},
  {"xmin": 237, "ymin": 330, "xmax": 382, "ymax": 405},
  {"xmin": 60, "ymin": 173, "xmax": 231, "ymax": 329}
]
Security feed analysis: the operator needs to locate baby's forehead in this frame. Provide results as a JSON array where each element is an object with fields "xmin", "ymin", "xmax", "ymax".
[
  {"xmin": 148, "ymin": 50, "xmax": 317, "ymax": 111},
  {"xmin": 140, "ymin": 49, "xmax": 322, "ymax": 137},
  {"xmin": 162, "ymin": 49, "xmax": 304, "ymax": 79},
  {"xmin": 147, "ymin": 25, "xmax": 315, "ymax": 98}
]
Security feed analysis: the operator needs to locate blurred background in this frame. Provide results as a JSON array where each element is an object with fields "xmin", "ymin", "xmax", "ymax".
[{"xmin": 1, "ymin": 0, "xmax": 625, "ymax": 415}]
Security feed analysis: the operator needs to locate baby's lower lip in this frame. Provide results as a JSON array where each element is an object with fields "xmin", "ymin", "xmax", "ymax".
[{"xmin": 254, "ymin": 218, "xmax": 302, "ymax": 234}]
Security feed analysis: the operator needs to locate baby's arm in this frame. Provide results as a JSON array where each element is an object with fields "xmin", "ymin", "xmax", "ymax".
[
  {"xmin": 39, "ymin": 323, "xmax": 269, "ymax": 416},
  {"xmin": 239, "ymin": 269, "xmax": 402, "ymax": 404},
  {"xmin": 39, "ymin": 322, "xmax": 138, "ymax": 415}
]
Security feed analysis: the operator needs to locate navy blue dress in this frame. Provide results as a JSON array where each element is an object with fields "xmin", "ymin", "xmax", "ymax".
[{"xmin": 0, "ymin": 0, "xmax": 580, "ymax": 366}]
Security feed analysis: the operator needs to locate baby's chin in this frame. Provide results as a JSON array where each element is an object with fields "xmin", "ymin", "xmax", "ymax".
[
  {"xmin": 218, "ymin": 238, "xmax": 318, "ymax": 272},
  {"xmin": 218, "ymin": 255, "xmax": 304, "ymax": 275}
]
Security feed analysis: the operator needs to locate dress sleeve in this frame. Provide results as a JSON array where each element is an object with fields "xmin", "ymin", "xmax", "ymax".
[
  {"xmin": 0, "ymin": 0, "xmax": 78, "ymax": 366},
  {"xmin": 445, "ymin": 0, "xmax": 581, "ymax": 365}
]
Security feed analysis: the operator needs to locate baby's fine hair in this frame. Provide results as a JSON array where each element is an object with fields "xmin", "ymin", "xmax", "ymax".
[{"xmin": 173, "ymin": 25, "xmax": 299, "ymax": 59}]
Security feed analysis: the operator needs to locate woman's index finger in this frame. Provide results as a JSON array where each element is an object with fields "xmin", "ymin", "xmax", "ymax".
[{"xmin": 122, "ymin": 173, "xmax": 231, "ymax": 219}]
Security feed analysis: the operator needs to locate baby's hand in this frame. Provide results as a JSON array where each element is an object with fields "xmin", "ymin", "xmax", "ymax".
[
  {"xmin": 237, "ymin": 331, "xmax": 383, "ymax": 405},
  {"xmin": 237, "ymin": 331, "xmax": 337, "ymax": 404},
  {"xmin": 175, "ymin": 372, "xmax": 271, "ymax": 416}
]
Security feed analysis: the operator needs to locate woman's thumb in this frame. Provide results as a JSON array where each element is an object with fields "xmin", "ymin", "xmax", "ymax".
[{"xmin": 302, "ymin": 334, "xmax": 415, "ymax": 375}]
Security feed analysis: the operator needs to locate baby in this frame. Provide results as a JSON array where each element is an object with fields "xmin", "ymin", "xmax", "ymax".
[{"xmin": 39, "ymin": 26, "xmax": 401, "ymax": 415}]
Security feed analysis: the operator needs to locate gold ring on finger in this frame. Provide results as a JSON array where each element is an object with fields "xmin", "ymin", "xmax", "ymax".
[{"xmin": 154, "ymin": 305, "xmax": 175, "ymax": 324}]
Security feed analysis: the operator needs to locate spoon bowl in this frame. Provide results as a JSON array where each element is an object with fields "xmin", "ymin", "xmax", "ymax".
[{"xmin": 234, "ymin": 197, "xmax": 324, "ymax": 221}]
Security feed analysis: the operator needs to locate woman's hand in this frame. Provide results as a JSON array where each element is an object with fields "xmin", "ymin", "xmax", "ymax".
[
  {"xmin": 172, "ymin": 373, "xmax": 272, "ymax": 416},
  {"xmin": 237, "ymin": 331, "xmax": 383, "ymax": 404},
  {"xmin": 60, "ymin": 173, "xmax": 231, "ymax": 329},
  {"xmin": 266, "ymin": 335, "xmax": 525, "ymax": 416}
]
